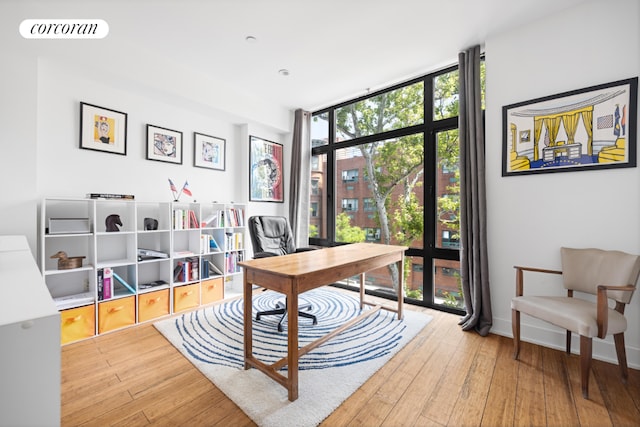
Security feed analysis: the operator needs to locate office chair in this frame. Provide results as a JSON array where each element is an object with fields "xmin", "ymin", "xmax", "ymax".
[
  {"xmin": 512, "ymin": 247, "xmax": 640, "ymax": 399},
  {"xmin": 248, "ymin": 216, "xmax": 318, "ymax": 332}
]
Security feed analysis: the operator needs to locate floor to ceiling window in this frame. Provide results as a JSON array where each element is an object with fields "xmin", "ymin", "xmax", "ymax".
[{"xmin": 309, "ymin": 62, "xmax": 484, "ymax": 314}]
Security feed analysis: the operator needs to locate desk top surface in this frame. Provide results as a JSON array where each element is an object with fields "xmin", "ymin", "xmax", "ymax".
[{"xmin": 239, "ymin": 242, "xmax": 407, "ymax": 277}]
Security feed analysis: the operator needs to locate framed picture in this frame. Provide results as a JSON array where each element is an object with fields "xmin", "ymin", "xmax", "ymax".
[
  {"xmin": 502, "ymin": 77, "xmax": 637, "ymax": 176},
  {"xmin": 249, "ymin": 135, "xmax": 284, "ymax": 202},
  {"xmin": 194, "ymin": 132, "xmax": 225, "ymax": 170},
  {"xmin": 146, "ymin": 124, "xmax": 183, "ymax": 164},
  {"xmin": 79, "ymin": 102, "xmax": 127, "ymax": 155}
]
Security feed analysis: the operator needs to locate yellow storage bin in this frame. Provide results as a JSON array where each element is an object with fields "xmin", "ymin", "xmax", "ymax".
[
  {"xmin": 60, "ymin": 304, "xmax": 95, "ymax": 345},
  {"xmin": 138, "ymin": 289, "xmax": 170, "ymax": 322},
  {"xmin": 173, "ymin": 283, "xmax": 200, "ymax": 312},
  {"xmin": 98, "ymin": 296, "xmax": 135, "ymax": 334},
  {"xmin": 201, "ymin": 278, "xmax": 224, "ymax": 305}
]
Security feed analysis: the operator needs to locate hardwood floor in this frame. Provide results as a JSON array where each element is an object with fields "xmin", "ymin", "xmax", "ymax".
[{"xmin": 61, "ymin": 293, "xmax": 640, "ymax": 426}]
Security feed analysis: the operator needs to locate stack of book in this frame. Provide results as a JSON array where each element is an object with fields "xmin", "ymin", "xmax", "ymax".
[
  {"xmin": 225, "ymin": 232, "xmax": 243, "ymax": 250},
  {"xmin": 224, "ymin": 251, "xmax": 244, "ymax": 274},
  {"xmin": 173, "ymin": 209, "xmax": 199, "ymax": 230},
  {"xmin": 173, "ymin": 257, "xmax": 200, "ymax": 282},
  {"xmin": 225, "ymin": 208, "xmax": 245, "ymax": 227}
]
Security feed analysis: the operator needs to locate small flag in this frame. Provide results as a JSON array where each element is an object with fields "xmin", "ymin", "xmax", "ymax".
[
  {"xmin": 168, "ymin": 178, "xmax": 177, "ymax": 192},
  {"xmin": 182, "ymin": 181, "xmax": 192, "ymax": 197}
]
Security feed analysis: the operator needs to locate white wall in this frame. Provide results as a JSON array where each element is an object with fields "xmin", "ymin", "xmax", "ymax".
[
  {"xmin": 485, "ymin": 0, "xmax": 640, "ymax": 367},
  {"xmin": 0, "ymin": 3, "xmax": 292, "ymax": 255}
]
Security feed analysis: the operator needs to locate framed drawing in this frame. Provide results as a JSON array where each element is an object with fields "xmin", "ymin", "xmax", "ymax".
[
  {"xmin": 194, "ymin": 132, "xmax": 225, "ymax": 170},
  {"xmin": 249, "ymin": 135, "xmax": 284, "ymax": 202},
  {"xmin": 146, "ymin": 124, "xmax": 183, "ymax": 164},
  {"xmin": 502, "ymin": 77, "xmax": 637, "ymax": 176},
  {"xmin": 79, "ymin": 102, "xmax": 127, "ymax": 155}
]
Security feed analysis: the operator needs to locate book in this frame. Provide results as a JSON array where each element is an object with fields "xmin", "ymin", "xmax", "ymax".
[
  {"xmin": 103, "ymin": 267, "xmax": 113, "ymax": 299},
  {"xmin": 87, "ymin": 193, "xmax": 135, "ymax": 200},
  {"xmin": 173, "ymin": 264, "xmax": 183, "ymax": 282},
  {"xmin": 179, "ymin": 260, "xmax": 190, "ymax": 282},
  {"xmin": 201, "ymin": 260, "xmax": 209, "ymax": 279},
  {"xmin": 209, "ymin": 236, "xmax": 220, "ymax": 251},
  {"xmin": 201, "ymin": 213, "xmax": 217, "ymax": 228},
  {"xmin": 200, "ymin": 234, "xmax": 218, "ymax": 254},
  {"xmin": 97, "ymin": 268, "xmax": 104, "ymax": 300},
  {"xmin": 188, "ymin": 210, "xmax": 199, "ymax": 229},
  {"xmin": 173, "ymin": 250, "xmax": 195, "ymax": 257},
  {"xmin": 187, "ymin": 257, "xmax": 199, "ymax": 281}
]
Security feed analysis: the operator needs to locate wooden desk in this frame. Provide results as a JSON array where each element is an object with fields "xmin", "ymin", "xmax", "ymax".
[{"xmin": 239, "ymin": 242, "xmax": 407, "ymax": 401}]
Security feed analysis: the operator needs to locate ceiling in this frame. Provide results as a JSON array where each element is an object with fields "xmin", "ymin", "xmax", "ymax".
[{"xmin": 14, "ymin": 0, "xmax": 589, "ymax": 112}]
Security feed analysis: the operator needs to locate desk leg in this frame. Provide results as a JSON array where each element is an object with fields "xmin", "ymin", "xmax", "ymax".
[
  {"xmin": 397, "ymin": 257, "xmax": 404, "ymax": 320},
  {"xmin": 243, "ymin": 272, "xmax": 253, "ymax": 370},
  {"xmin": 359, "ymin": 272, "xmax": 365, "ymax": 310},
  {"xmin": 287, "ymin": 291, "xmax": 299, "ymax": 401}
]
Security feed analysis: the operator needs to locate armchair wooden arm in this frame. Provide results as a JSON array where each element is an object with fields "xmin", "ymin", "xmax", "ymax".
[
  {"xmin": 513, "ymin": 265, "xmax": 562, "ymax": 297},
  {"xmin": 596, "ymin": 284, "xmax": 636, "ymax": 338}
]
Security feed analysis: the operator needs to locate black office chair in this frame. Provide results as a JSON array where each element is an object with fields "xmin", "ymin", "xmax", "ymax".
[{"xmin": 248, "ymin": 216, "xmax": 318, "ymax": 332}]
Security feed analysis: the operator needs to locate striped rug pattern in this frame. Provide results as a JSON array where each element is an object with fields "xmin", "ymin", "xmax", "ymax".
[
  {"xmin": 155, "ymin": 288, "xmax": 432, "ymax": 427},
  {"xmin": 174, "ymin": 288, "xmax": 409, "ymax": 370}
]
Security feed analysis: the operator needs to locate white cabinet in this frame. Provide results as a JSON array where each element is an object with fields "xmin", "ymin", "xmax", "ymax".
[
  {"xmin": 0, "ymin": 235, "xmax": 60, "ymax": 427},
  {"xmin": 39, "ymin": 198, "xmax": 246, "ymax": 344}
]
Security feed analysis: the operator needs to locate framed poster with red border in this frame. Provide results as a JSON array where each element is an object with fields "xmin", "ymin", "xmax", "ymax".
[{"xmin": 249, "ymin": 135, "xmax": 284, "ymax": 202}]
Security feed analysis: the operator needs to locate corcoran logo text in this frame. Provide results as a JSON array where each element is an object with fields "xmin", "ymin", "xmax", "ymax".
[{"xmin": 19, "ymin": 19, "xmax": 109, "ymax": 39}]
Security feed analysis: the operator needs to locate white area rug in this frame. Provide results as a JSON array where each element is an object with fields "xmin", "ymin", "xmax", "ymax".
[{"xmin": 154, "ymin": 288, "xmax": 432, "ymax": 427}]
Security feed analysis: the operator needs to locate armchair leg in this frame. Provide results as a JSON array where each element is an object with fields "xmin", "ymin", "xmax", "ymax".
[
  {"xmin": 512, "ymin": 309, "xmax": 521, "ymax": 360},
  {"xmin": 580, "ymin": 336, "xmax": 592, "ymax": 399},
  {"xmin": 614, "ymin": 333, "xmax": 629, "ymax": 384}
]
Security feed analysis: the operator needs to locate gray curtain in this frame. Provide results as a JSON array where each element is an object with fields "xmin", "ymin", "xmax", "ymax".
[
  {"xmin": 458, "ymin": 45, "xmax": 492, "ymax": 336},
  {"xmin": 288, "ymin": 109, "xmax": 312, "ymax": 247}
]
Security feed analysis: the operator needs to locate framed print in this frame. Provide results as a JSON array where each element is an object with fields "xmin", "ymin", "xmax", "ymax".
[
  {"xmin": 194, "ymin": 132, "xmax": 225, "ymax": 170},
  {"xmin": 502, "ymin": 77, "xmax": 637, "ymax": 176},
  {"xmin": 146, "ymin": 124, "xmax": 183, "ymax": 164},
  {"xmin": 79, "ymin": 102, "xmax": 127, "ymax": 155},
  {"xmin": 249, "ymin": 135, "xmax": 284, "ymax": 202}
]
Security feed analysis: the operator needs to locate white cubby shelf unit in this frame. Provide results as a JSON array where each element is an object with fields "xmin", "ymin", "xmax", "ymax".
[{"xmin": 39, "ymin": 197, "xmax": 246, "ymax": 344}]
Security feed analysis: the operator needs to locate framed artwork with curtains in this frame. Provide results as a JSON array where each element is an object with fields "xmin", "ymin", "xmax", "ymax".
[{"xmin": 502, "ymin": 77, "xmax": 637, "ymax": 176}]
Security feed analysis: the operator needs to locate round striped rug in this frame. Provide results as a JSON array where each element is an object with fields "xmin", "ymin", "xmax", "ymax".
[{"xmin": 173, "ymin": 288, "xmax": 408, "ymax": 371}]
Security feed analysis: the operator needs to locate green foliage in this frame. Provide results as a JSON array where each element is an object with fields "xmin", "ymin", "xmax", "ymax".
[
  {"xmin": 309, "ymin": 224, "xmax": 318, "ymax": 238},
  {"xmin": 391, "ymin": 192, "xmax": 423, "ymax": 247},
  {"xmin": 405, "ymin": 287, "xmax": 422, "ymax": 299},
  {"xmin": 331, "ymin": 68, "xmax": 479, "ymax": 292},
  {"xmin": 441, "ymin": 271, "xmax": 464, "ymax": 309},
  {"xmin": 336, "ymin": 83, "xmax": 424, "ymax": 139},
  {"xmin": 335, "ymin": 212, "xmax": 365, "ymax": 243},
  {"xmin": 434, "ymin": 70, "xmax": 460, "ymax": 120}
]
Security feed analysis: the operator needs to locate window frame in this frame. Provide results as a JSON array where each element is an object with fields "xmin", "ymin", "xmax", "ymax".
[{"xmin": 310, "ymin": 64, "xmax": 469, "ymax": 315}]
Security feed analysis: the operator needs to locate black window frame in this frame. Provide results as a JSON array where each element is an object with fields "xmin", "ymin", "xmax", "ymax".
[{"xmin": 310, "ymin": 64, "xmax": 472, "ymax": 315}]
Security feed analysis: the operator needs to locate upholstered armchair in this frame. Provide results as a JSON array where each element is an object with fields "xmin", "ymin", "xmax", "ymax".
[
  {"xmin": 511, "ymin": 247, "xmax": 640, "ymax": 399},
  {"xmin": 247, "ymin": 216, "xmax": 318, "ymax": 332}
]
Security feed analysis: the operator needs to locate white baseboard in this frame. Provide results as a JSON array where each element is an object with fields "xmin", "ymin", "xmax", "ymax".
[{"xmin": 491, "ymin": 316, "xmax": 640, "ymax": 370}]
